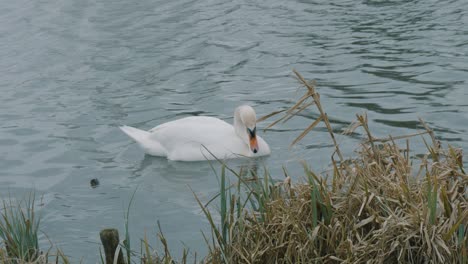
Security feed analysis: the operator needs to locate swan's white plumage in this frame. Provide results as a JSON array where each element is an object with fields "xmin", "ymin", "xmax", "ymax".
[{"xmin": 120, "ymin": 106, "xmax": 270, "ymax": 161}]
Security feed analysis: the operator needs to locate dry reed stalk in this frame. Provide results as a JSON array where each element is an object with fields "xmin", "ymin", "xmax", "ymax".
[{"xmin": 259, "ymin": 69, "xmax": 343, "ymax": 161}]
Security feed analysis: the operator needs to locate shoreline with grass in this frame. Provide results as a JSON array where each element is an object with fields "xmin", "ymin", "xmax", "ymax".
[{"xmin": 1, "ymin": 71, "xmax": 467, "ymax": 263}]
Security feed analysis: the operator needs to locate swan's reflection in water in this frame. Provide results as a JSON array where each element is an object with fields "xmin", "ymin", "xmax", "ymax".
[
  {"xmin": 132, "ymin": 153, "xmax": 268, "ymax": 184},
  {"xmin": 127, "ymin": 153, "xmax": 272, "ymax": 206}
]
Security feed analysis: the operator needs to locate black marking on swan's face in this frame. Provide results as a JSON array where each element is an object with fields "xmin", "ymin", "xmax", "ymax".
[
  {"xmin": 247, "ymin": 127, "xmax": 258, "ymax": 153},
  {"xmin": 247, "ymin": 127, "xmax": 256, "ymax": 138}
]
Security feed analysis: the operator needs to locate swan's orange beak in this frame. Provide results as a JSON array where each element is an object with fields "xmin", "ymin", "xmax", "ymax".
[
  {"xmin": 250, "ymin": 136, "xmax": 258, "ymax": 154},
  {"xmin": 248, "ymin": 127, "xmax": 258, "ymax": 154}
]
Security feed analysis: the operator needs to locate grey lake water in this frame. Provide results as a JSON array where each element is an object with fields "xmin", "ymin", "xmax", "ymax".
[{"xmin": 1, "ymin": 0, "xmax": 467, "ymax": 261}]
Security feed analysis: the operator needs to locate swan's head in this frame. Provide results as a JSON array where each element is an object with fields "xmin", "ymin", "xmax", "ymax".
[{"xmin": 235, "ymin": 105, "xmax": 259, "ymax": 154}]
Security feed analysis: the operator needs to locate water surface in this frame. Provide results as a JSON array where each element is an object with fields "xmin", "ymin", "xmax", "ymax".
[{"xmin": 1, "ymin": 0, "xmax": 467, "ymax": 261}]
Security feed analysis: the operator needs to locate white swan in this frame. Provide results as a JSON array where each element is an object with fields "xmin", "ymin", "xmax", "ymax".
[{"xmin": 120, "ymin": 105, "xmax": 271, "ymax": 161}]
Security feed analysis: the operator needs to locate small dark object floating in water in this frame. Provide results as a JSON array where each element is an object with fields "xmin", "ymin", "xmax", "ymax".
[{"xmin": 90, "ymin": 178, "xmax": 100, "ymax": 188}]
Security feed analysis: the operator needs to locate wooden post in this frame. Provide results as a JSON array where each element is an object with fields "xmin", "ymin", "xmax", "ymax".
[{"xmin": 100, "ymin": 228, "xmax": 126, "ymax": 264}]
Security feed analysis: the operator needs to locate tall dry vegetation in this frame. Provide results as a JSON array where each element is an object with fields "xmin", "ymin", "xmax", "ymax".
[{"xmin": 198, "ymin": 71, "xmax": 467, "ymax": 264}]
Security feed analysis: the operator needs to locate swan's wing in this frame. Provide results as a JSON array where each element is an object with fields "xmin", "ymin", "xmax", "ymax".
[
  {"xmin": 148, "ymin": 117, "xmax": 244, "ymax": 160},
  {"xmin": 149, "ymin": 116, "xmax": 230, "ymax": 133}
]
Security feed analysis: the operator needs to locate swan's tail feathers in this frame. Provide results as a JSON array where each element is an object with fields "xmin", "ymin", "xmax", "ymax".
[
  {"xmin": 119, "ymin": 125, "xmax": 166, "ymax": 156},
  {"xmin": 120, "ymin": 125, "xmax": 150, "ymax": 142}
]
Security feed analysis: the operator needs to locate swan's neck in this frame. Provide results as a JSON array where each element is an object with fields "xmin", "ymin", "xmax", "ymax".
[{"xmin": 234, "ymin": 109, "xmax": 249, "ymax": 146}]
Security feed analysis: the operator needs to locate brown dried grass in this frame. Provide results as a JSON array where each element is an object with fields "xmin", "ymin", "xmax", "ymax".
[{"xmin": 200, "ymin": 71, "xmax": 467, "ymax": 264}]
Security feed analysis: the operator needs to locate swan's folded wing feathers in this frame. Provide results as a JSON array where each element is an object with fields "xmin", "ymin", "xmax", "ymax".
[{"xmin": 147, "ymin": 116, "xmax": 247, "ymax": 160}]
